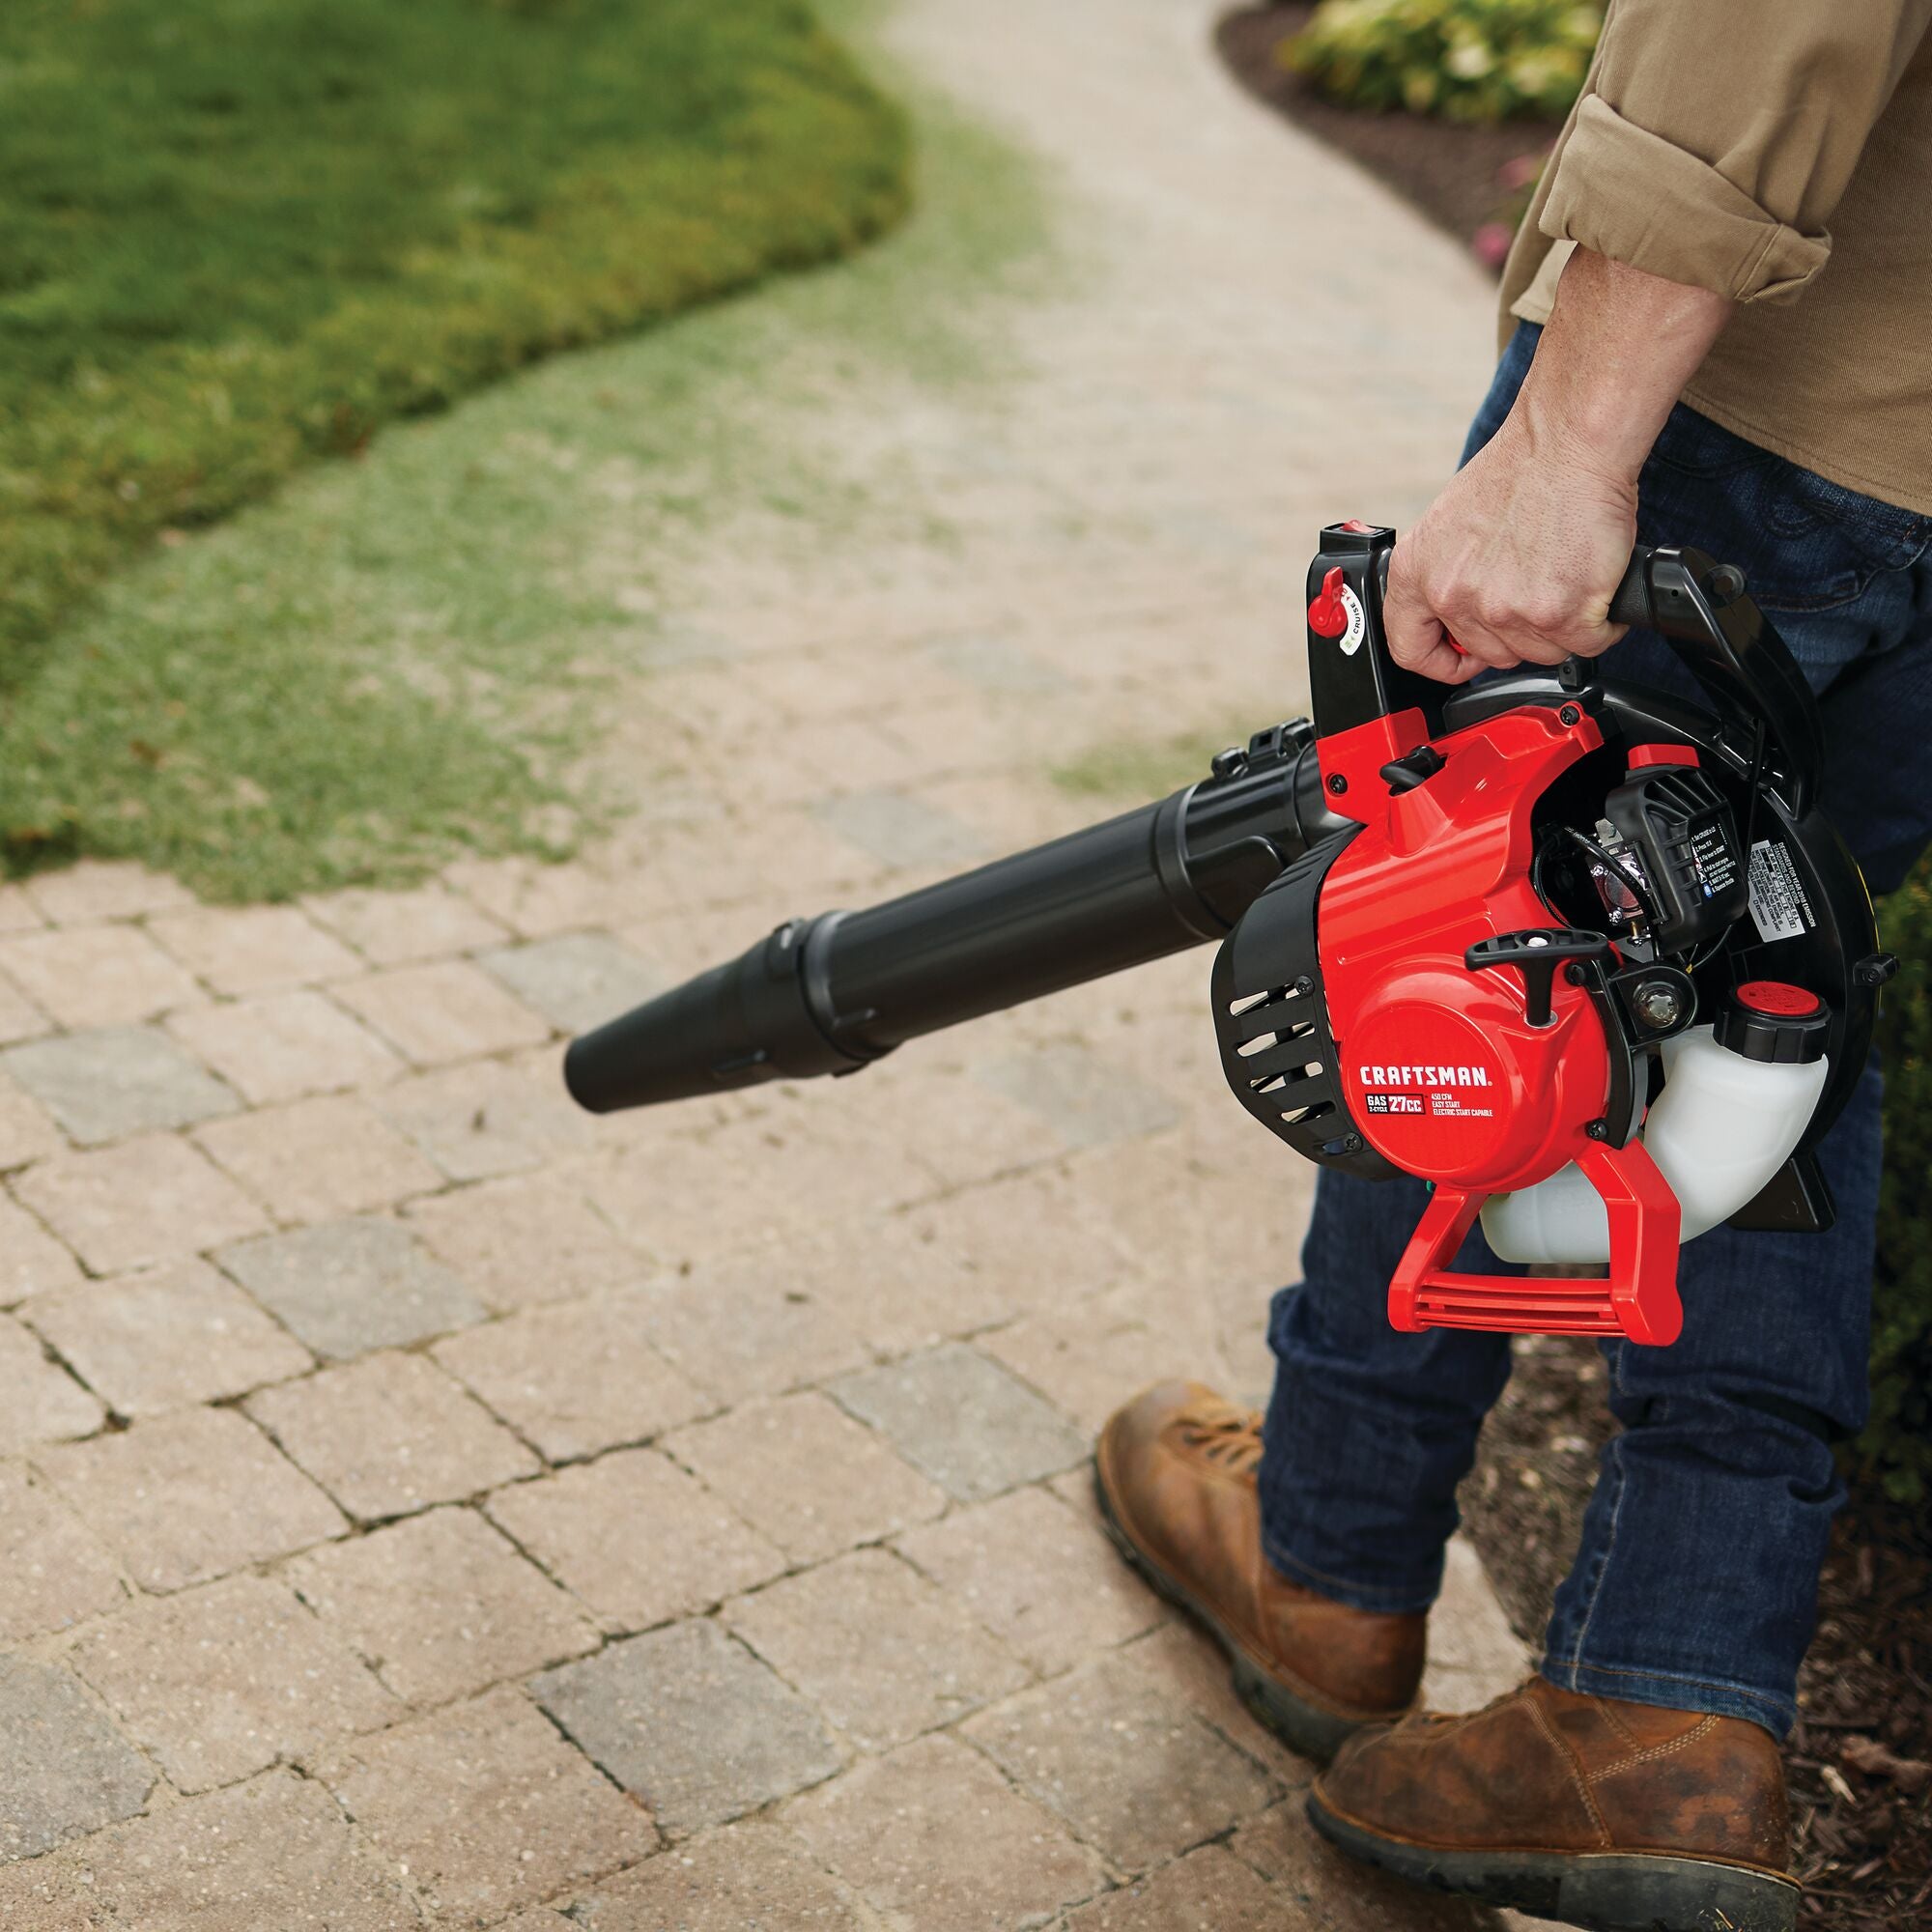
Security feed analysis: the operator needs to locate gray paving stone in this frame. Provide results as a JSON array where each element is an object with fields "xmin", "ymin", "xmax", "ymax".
[
  {"xmin": 786, "ymin": 1732, "xmax": 1105, "ymax": 1928},
  {"xmin": 724, "ymin": 1549, "xmax": 1028, "ymax": 1750},
  {"xmin": 3, "ymin": 1025, "xmax": 240, "ymax": 1145},
  {"xmin": 961, "ymin": 1651, "xmax": 1280, "ymax": 1868},
  {"xmin": 812, "ymin": 789, "xmax": 989, "ymax": 868},
  {"xmin": 0, "ymin": 1657, "xmax": 153, "ymax": 1861},
  {"xmin": 1065, "ymin": 1844, "xmax": 1283, "ymax": 1928},
  {"xmin": 571, "ymin": 1819, "xmax": 866, "ymax": 1930},
  {"xmin": 71, "ymin": 1768, "xmax": 420, "ymax": 1930},
  {"xmin": 216, "ymin": 1216, "xmax": 484, "ymax": 1359},
  {"xmin": 478, "ymin": 932, "xmax": 664, "ymax": 1034},
  {"xmin": 532, "ymin": 1618, "xmax": 840, "ymax": 1835},
  {"xmin": 831, "ymin": 1343, "xmax": 1087, "ymax": 1502},
  {"xmin": 975, "ymin": 1041, "xmax": 1179, "ymax": 1151}
]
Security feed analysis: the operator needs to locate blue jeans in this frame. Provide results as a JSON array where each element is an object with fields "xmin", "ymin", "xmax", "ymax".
[{"xmin": 1259, "ymin": 323, "xmax": 1932, "ymax": 1738}]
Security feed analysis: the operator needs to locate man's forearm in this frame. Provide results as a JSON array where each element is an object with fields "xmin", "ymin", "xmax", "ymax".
[
  {"xmin": 1382, "ymin": 248, "xmax": 1731, "ymax": 683},
  {"xmin": 1516, "ymin": 249, "xmax": 1732, "ymax": 493}
]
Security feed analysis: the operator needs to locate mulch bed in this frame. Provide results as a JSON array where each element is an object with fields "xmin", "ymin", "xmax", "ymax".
[
  {"xmin": 1214, "ymin": 4, "xmax": 1559, "ymax": 267},
  {"xmin": 1461, "ymin": 1338, "xmax": 1932, "ymax": 1928}
]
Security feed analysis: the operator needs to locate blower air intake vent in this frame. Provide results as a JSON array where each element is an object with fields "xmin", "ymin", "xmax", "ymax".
[{"xmin": 1211, "ymin": 832, "xmax": 1399, "ymax": 1178}]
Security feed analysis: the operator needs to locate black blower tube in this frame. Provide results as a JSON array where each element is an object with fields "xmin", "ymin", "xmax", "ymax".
[{"xmin": 564, "ymin": 723, "xmax": 1347, "ymax": 1114}]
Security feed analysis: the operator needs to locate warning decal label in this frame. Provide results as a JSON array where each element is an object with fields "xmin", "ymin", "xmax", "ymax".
[{"xmin": 1747, "ymin": 839, "xmax": 1813, "ymax": 945}]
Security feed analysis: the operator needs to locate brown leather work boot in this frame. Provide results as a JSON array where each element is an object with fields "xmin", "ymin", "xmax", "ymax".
[
  {"xmin": 1094, "ymin": 1381, "xmax": 1424, "ymax": 1761},
  {"xmin": 1309, "ymin": 1676, "xmax": 1798, "ymax": 1931}
]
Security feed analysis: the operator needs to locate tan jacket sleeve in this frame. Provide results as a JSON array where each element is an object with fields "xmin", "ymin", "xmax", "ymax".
[{"xmin": 1538, "ymin": 0, "xmax": 1932, "ymax": 302}]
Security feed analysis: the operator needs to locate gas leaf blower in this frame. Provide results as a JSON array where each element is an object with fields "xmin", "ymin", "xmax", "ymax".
[{"xmin": 566, "ymin": 523, "xmax": 1896, "ymax": 1348}]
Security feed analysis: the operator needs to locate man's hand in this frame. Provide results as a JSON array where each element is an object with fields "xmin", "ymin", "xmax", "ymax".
[{"xmin": 1386, "ymin": 248, "xmax": 1733, "ymax": 684}]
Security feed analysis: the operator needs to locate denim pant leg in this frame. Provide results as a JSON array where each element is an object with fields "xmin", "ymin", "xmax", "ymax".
[{"xmin": 1259, "ymin": 321, "xmax": 1932, "ymax": 1731}]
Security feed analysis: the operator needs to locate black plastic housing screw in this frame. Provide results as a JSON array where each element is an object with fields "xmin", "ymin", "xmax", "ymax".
[
  {"xmin": 1558, "ymin": 703, "xmax": 1581, "ymax": 726},
  {"xmin": 1326, "ymin": 773, "xmax": 1348, "ymax": 794},
  {"xmin": 1585, "ymin": 1119, "xmax": 1610, "ymax": 1141}
]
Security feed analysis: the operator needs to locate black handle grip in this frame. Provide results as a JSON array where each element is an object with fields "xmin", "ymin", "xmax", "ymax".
[{"xmin": 1607, "ymin": 546, "xmax": 1655, "ymax": 630}]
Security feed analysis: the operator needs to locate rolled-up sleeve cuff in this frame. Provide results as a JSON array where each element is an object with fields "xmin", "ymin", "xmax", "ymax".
[{"xmin": 1540, "ymin": 96, "xmax": 1831, "ymax": 303}]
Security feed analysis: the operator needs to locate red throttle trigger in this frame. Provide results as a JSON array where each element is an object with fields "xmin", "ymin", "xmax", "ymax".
[{"xmin": 1308, "ymin": 566, "xmax": 1349, "ymax": 639}]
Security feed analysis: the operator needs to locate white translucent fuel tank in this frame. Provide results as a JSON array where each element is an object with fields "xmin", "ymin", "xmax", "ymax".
[{"xmin": 1481, "ymin": 1026, "xmax": 1830, "ymax": 1265}]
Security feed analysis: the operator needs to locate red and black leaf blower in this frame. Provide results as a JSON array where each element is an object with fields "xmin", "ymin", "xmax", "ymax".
[{"xmin": 566, "ymin": 524, "xmax": 1895, "ymax": 1347}]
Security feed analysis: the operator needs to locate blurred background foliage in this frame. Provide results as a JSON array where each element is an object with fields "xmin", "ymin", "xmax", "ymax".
[
  {"xmin": 1870, "ymin": 876, "xmax": 1932, "ymax": 1513},
  {"xmin": 1286, "ymin": 0, "xmax": 1602, "ymax": 123}
]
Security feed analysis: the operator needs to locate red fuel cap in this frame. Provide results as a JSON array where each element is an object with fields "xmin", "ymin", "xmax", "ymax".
[
  {"xmin": 1308, "ymin": 566, "xmax": 1349, "ymax": 639},
  {"xmin": 1735, "ymin": 980, "xmax": 1823, "ymax": 1018}
]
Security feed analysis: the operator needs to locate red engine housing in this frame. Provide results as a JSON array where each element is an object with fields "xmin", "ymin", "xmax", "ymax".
[{"xmin": 1314, "ymin": 700, "xmax": 1684, "ymax": 1344}]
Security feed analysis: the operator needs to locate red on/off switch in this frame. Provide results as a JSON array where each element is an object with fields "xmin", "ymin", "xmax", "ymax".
[{"xmin": 1309, "ymin": 566, "xmax": 1349, "ymax": 639}]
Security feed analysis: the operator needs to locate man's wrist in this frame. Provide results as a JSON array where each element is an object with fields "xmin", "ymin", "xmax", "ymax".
[{"xmin": 1505, "ymin": 248, "xmax": 1733, "ymax": 488}]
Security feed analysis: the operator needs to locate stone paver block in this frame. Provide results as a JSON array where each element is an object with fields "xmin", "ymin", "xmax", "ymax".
[
  {"xmin": 0, "ymin": 1069, "xmax": 64, "ymax": 1169},
  {"xmin": 3, "ymin": 1024, "xmax": 240, "ymax": 1145},
  {"xmin": 479, "ymin": 932, "xmax": 663, "ymax": 1034},
  {"xmin": 404, "ymin": 1171, "xmax": 641, "ymax": 1311},
  {"xmin": 1425, "ymin": 1535, "xmax": 1532, "ymax": 1710},
  {"xmin": 533, "ymin": 1619, "xmax": 839, "ymax": 1834},
  {"xmin": 167, "ymin": 989, "xmax": 403, "ymax": 1104},
  {"xmin": 14, "ymin": 1133, "xmax": 269, "ymax": 1274},
  {"xmin": 71, "ymin": 1574, "xmax": 396, "ymax": 1793},
  {"xmin": 1123, "ymin": 1621, "xmax": 1312, "ymax": 1788},
  {"xmin": 149, "ymin": 904, "xmax": 361, "ymax": 996},
  {"xmin": 487, "ymin": 1448, "xmax": 783, "ymax": 1629},
  {"xmin": 374, "ymin": 1057, "xmax": 593, "ymax": 1181},
  {"xmin": 976, "ymin": 1042, "xmax": 1179, "ymax": 1151},
  {"xmin": 195, "ymin": 1094, "xmax": 442, "ymax": 1223},
  {"xmin": 0, "ymin": 1460, "xmax": 125, "ymax": 1640},
  {"xmin": 334, "ymin": 959, "xmax": 551, "ymax": 1065},
  {"xmin": 24, "ymin": 1259, "xmax": 311, "ymax": 1417},
  {"xmin": 434, "ymin": 1293, "xmax": 707, "ymax": 1462},
  {"xmin": 1065, "ymin": 1845, "xmax": 1283, "ymax": 1928},
  {"xmin": 39, "ymin": 1405, "xmax": 345, "ymax": 1593},
  {"xmin": 288, "ymin": 1506, "xmax": 597, "ymax": 1706},
  {"xmin": 980, "ymin": 1301, "xmax": 1217, "ymax": 1441},
  {"xmin": 1228, "ymin": 1799, "xmax": 1498, "ymax": 1932},
  {"xmin": 709, "ymin": 1213, "xmax": 1014, "ymax": 1364},
  {"xmin": 786, "ymin": 1732, "xmax": 1104, "ymax": 1927},
  {"xmin": 571, "ymin": 1819, "xmax": 864, "ymax": 1930},
  {"xmin": 442, "ymin": 855, "xmax": 614, "ymax": 939},
  {"xmin": 0, "ymin": 1195, "xmax": 82, "ymax": 1308},
  {"xmin": 0, "ymin": 1657, "xmax": 153, "ymax": 1861},
  {"xmin": 0, "ymin": 1312, "xmax": 103, "ymax": 1454},
  {"xmin": 813, "ymin": 789, "xmax": 989, "ymax": 868},
  {"xmin": 248, "ymin": 1350, "xmax": 537, "ymax": 1522},
  {"xmin": 79, "ymin": 1768, "xmax": 421, "ymax": 1930},
  {"xmin": 23, "ymin": 861, "xmax": 192, "ymax": 925},
  {"xmin": 301, "ymin": 882, "xmax": 510, "ymax": 964},
  {"xmin": 587, "ymin": 1108, "xmax": 933, "ymax": 1266},
  {"xmin": 725, "ymin": 1548, "xmax": 1027, "ymax": 1750},
  {"xmin": 319, "ymin": 1688, "xmax": 656, "ymax": 1922},
  {"xmin": 633, "ymin": 1257, "xmax": 871, "ymax": 1401},
  {"xmin": 667, "ymin": 1391, "xmax": 945, "ymax": 1565},
  {"xmin": 831, "ymin": 1344, "xmax": 1088, "ymax": 1502},
  {"xmin": 0, "ymin": 924, "xmax": 202, "ymax": 1029},
  {"xmin": 217, "ymin": 1216, "xmax": 484, "ymax": 1359},
  {"xmin": 962, "ymin": 1652, "xmax": 1279, "ymax": 1867},
  {"xmin": 897, "ymin": 1484, "xmax": 1163, "ymax": 1674},
  {"xmin": 0, "ymin": 972, "xmax": 50, "ymax": 1047}
]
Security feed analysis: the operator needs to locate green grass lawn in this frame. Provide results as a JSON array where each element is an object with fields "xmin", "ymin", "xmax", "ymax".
[
  {"xmin": 0, "ymin": 0, "xmax": 1055, "ymax": 900},
  {"xmin": 0, "ymin": 0, "xmax": 907, "ymax": 683}
]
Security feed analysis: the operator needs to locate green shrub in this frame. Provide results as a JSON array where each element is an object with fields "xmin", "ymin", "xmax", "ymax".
[
  {"xmin": 1285, "ymin": 0, "xmax": 1602, "ymax": 123},
  {"xmin": 1867, "ymin": 868, "xmax": 1932, "ymax": 1513}
]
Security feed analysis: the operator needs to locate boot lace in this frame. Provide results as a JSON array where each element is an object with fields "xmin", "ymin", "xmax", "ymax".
[{"xmin": 1176, "ymin": 1402, "xmax": 1264, "ymax": 1474}]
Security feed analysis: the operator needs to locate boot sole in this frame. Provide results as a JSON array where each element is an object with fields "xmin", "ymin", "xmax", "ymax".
[
  {"xmin": 1090, "ymin": 1462, "xmax": 1370, "ymax": 1764},
  {"xmin": 1307, "ymin": 1789, "xmax": 1800, "ymax": 1932}
]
